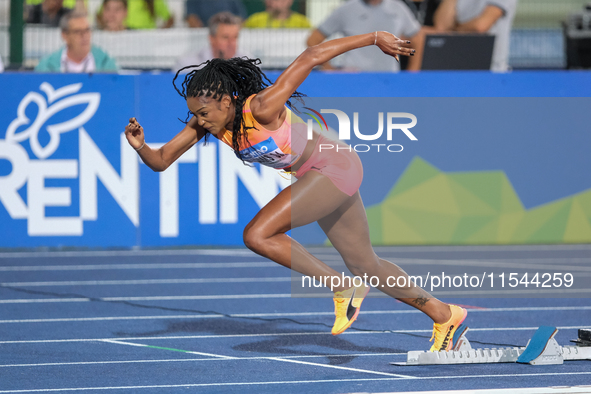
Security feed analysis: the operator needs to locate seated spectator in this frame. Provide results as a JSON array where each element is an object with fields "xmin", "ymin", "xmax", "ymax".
[
  {"xmin": 26, "ymin": 0, "xmax": 71, "ymax": 27},
  {"xmin": 35, "ymin": 11, "xmax": 118, "ymax": 72},
  {"xmin": 125, "ymin": 0, "xmax": 174, "ymax": 29},
  {"xmin": 307, "ymin": 0, "xmax": 424, "ymax": 71},
  {"xmin": 97, "ymin": 0, "xmax": 128, "ymax": 31},
  {"xmin": 245, "ymin": 0, "xmax": 311, "ymax": 28},
  {"xmin": 173, "ymin": 12, "xmax": 251, "ymax": 71},
  {"xmin": 185, "ymin": 0, "xmax": 246, "ymax": 28},
  {"xmin": 433, "ymin": 0, "xmax": 517, "ymax": 71}
]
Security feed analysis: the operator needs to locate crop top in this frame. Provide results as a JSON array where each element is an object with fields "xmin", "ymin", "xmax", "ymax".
[{"xmin": 215, "ymin": 95, "xmax": 308, "ymax": 170}]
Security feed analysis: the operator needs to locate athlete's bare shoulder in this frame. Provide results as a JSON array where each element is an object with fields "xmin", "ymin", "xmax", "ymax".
[{"xmin": 249, "ymin": 90, "xmax": 287, "ymax": 130}]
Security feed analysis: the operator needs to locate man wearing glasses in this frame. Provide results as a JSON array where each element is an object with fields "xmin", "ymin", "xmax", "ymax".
[{"xmin": 35, "ymin": 11, "xmax": 118, "ymax": 72}]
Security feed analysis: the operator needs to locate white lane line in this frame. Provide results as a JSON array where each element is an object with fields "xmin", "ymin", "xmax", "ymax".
[
  {"xmin": 2, "ymin": 326, "xmax": 589, "ymax": 344},
  {"xmin": 2, "ymin": 305, "xmax": 591, "ymax": 324},
  {"xmin": 428, "ymin": 289, "xmax": 591, "ymax": 296},
  {"xmin": 0, "ymin": 298, "xmax": 90, "ymax": 304},
  {"xmin": 373, "ymin": 258, "xmax": 591, "ymax": 272},
  {"xmin": 0, "ymin": 262, "xmax": 277, "ymax": 272},
  {"xmin": 484, "ymin": 258, "xmax": 591, "ymax": 263},
  {"xmin": 0, "ymin": 314, "xmax": 225, "ymax": 323},
  {"xmin": 103, "ymin": 339, "xmax": 411, "ymax": 378},
  {"xmin": 266, "ymin": 357, "xmax": 414, "ymax": 378},
  {"xmin": 0, "ymin": 332, "xmax": 335, "ymax": 344},
  {"xmin": 0, "ymin": 244, "xmax": 587, "ymax": 260},
  {"xmin": 0, "ymin": 249, "xmax": 259, "ymax": 259},
  {"xmin": 383, "ymin": 388, "xmax": 591, "ymax": 394},
  {"xmin": 0, "ymin": 353, "xmax": 405, "ymax": 368},
  {"xmin": 0, "ymin": 277, "xmax": 293, "ymax": 287},
  {"xmin": 467, "ymin": 325, "xmax": 591, "ymax": 332},
  {"xmin": 369, "ymin": 244, "xmax": 591, "ymax": 252},
  {"xmin": 2, "ymin": 256, "xmax": 589, "ymax": 272},
  {"xmin": 1, "ymin": 258, "xmax": 588, "ymax": 274},
  {"xmin": 0, "ymin": 372, "xmax": 591, "ymax": 393},
  {"xmin": 101, "ymin": 338, "xmax": 411, "ymax": 378},
  {"xmin": 0, "ymin": 293, "xmax": 292, "ymax": 304},
  {"xmin": 4, "ymin": 286, "xmax": 591, "ymax": 304},
  {"xmin": 100, "ymin": 339, "xmax": 234, "ymax": 359}
]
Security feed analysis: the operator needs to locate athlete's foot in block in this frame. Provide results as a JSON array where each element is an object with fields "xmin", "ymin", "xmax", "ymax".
[{"xmin": 429, "ymin": 305, "xmax": 468, "ymax": 352}]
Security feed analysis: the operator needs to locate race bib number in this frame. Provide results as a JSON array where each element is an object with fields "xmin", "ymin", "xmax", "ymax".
[{"xmin": 237, "ymin": 137, "xmax": 300, "ymax": 169}]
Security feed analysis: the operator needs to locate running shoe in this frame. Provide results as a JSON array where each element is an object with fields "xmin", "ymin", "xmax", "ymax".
[
  {"xmin": 429, "ymin": 304, "xmax": 468, "ymax": 352},
  {"xmin": 331, "ymin": 282, "xmax": 370, "ymax": 335}
]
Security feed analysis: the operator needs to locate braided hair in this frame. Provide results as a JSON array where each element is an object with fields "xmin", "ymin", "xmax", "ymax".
[{"xmin": 173, "ymin": 57, "xmax": 304, "ymax": 160}]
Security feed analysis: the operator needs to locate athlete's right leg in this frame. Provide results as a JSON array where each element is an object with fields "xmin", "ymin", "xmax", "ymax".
[
  {"xmin": 317, "ymin": 191, "xmax": 452, "ymax": 322},
  {"xmin": 317, "ymin": 191, "xmax": 468, "ymax": 349},
  {"xmin": 243, "ymin": 170, "xmax": 359, "ymax": 292}
]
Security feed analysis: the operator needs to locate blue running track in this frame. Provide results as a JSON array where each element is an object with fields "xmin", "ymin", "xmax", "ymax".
[{"xmin": 0, "ymin": 245, "xmax": 590, "ymax": 393}]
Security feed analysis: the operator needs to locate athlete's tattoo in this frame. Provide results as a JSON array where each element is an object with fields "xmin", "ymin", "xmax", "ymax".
[{"xmin": 412, "ymin": 297, "xmax": 430, "ymax": 307}]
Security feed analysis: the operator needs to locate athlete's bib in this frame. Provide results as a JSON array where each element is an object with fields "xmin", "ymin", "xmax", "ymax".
[{"xmin": 236, "ymin": 137, "xmax": 300, "ymax": 169}]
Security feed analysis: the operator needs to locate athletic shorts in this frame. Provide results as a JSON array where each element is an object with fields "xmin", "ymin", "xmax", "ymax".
[{"xmin": 294, "ymin": 134, "xmax": 363, "ymax": 196}]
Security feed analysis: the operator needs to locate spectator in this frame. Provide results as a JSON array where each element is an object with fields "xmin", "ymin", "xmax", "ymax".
[
  {"xmin": 307, "ymin": 0, "xmax": 424, "ymax": 71},
  {"xmin": 433, "ymin": 0, "xmax": 517, "ymax": 71},
  {"xmin": 245, "ymin": 0, "xmax": 311, "ymax": 28},
  {"xmin": 173, "ymin": 12, "xmax": 251, "ymax": 71},
  {"xmin": 414, "ymin": 0, "xmax": 442, "ymax": 26},
  {"xmin": 35, "ymin": 11, "xmax": 118, "ymax": 72},
  {"xmin": 125, "ymin": 0, "xmax": 174, "ymax": 29},
  {"xmin": 185, "ymin": 0, "xmax": 246, "ymax": 28},
  {"xmin": 0, "ymin": 56, "xmax": 4, "ymax": 72},
  {"xmin": 26, "ymin": 0, "xmax": 71, "ymax": 27},
  {"xmin": 97, "ymin": 0, "xmax": 128, "ymax": 31}
]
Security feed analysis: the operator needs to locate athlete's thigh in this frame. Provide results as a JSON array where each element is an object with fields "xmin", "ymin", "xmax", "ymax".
[
  {"xmin": 317, "ymin": 192, "xmax": 374, "ymax": 260},
  {"xmin": 290, "ymin": 170, "xmax": 354, "ymax": 229},
  {"xmin": 246, "ymin": 170, "xmax": 353, "ymax": 236}
]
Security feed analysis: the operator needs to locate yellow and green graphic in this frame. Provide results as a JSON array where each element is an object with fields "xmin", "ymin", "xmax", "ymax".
[{"xmin": 366, "ymin": 157, "xmax": 591, "ymax": 245}]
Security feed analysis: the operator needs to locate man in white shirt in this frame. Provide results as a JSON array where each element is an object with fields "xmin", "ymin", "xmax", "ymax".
[
  {"xmin": 433, "ymin": 0, "xmax": 518, "ymax": 71},
  {"xmin": 307, "ymin": 0, "xmax": 424, "ymax": 72},
  {"xmin": 173, "ymin": 11, "xmax": 251, "ymax": 72}
]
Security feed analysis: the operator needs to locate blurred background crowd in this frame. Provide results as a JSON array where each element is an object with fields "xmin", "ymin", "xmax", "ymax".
[{"xmin": 0, "ymin": 0, "xmax": 590, "ymax": 72}]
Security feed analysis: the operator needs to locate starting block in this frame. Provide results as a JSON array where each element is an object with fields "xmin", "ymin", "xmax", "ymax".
[{"xmin": 392, "ymin": 325, "xmax": 591, "ymax": 366}]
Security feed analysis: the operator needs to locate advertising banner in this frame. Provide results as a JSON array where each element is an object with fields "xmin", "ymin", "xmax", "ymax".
[{"xmin": 1, "ymin": 72, "xmax": 589, "ymax": 248}]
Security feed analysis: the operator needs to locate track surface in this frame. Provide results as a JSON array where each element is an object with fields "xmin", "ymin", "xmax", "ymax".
[{"xmin": 1, "ymin": 245, "xmax": 590, "ymax": 393}]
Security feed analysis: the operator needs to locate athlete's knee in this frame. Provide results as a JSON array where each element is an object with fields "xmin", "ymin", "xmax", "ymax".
[
  {"xmin": 346, "ymin": 263, "xmax": 367, "ymax": 277},
  {"xmin": 243, "ymin": 224, "xmax": 269, "ymax": 255},
  {"xmin": 243, "ymin": 226, "xmax": 260, "ymax": 252},
  {"xmin": 344, "ymin": 253, "xmax": 380, "ymax": 276}
]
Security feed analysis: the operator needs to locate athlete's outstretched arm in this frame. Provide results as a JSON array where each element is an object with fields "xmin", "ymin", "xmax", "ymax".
[
  {"xmin": 125, "ymin": 116, "xmax": 206, "ymax": 172},
  {"xmin": 250, "ymin": 31, "xmax": 414, "ymax": 124}
]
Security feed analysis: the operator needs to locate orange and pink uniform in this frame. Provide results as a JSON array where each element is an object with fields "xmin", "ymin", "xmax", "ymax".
[{"xmin": 215, "ymin": 95, "xmax": 363, "ymax": 196}]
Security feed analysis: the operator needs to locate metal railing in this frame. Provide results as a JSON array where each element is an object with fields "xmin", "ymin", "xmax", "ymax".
[{"xmin": 0, "ymin": 0, "xmax": 590, "ymax": 70}]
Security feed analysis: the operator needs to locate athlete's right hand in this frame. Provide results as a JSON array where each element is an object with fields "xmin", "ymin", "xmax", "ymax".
[
  {"xmin": 125, "ymin": 117, "xmax": 145, "ymax": 151},
  {"xmin": 375, "ymin": 31, "xmax": 416, "ymax": 63}
]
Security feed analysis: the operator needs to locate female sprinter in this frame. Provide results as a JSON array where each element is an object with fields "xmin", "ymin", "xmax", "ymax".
[{"xmin": 125, "ymin": 31, "xmax": 467, "ymax": 352}]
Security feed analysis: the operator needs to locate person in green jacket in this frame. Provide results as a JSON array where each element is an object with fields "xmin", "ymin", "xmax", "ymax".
[
  {"xmin": 245, "ymin": 0, "xmax": 311, "ymax": 29},
  {"xmin": 35, "ymin": 11, "xmax": 118, "ymax": 73}
]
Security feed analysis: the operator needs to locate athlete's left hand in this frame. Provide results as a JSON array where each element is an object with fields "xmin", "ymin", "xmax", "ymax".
[{"xmin": 375, "ymin": 31, "xmax": 416, "ymax": 63}]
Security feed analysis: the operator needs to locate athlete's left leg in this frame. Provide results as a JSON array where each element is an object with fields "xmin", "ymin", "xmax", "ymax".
[{"xmin": 317, "ymin": 191, "xmax": 453, "ymax": 324}]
